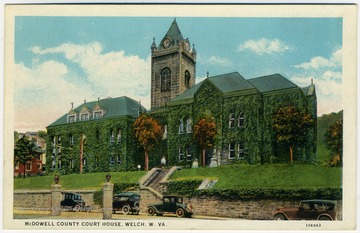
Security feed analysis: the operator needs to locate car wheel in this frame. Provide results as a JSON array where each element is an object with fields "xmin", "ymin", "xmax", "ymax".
[
  {"xmin": 122, "ymin": 205, "xmax": 130, "ymax": 215},
  {"xmin": 176, "ymin": 208, "xmax": 185, "ymax": 218},
  {"xmin": 132, "ymin": 202, "xmax": 140, "ymax": 215},
  {"xmin": 318, "ymin": 216, "xmax": 331, "ymax": 221},
  {"xmin": 147, "ymin": 207, "xmax": 156, "ymax": 216},
  {"xmin": 74, "ymin": 205, "xmax": 81, "ymax": 212},
  {"xmin": 274, "ymin": 213, "xmax": 287, "ymax": 220}
]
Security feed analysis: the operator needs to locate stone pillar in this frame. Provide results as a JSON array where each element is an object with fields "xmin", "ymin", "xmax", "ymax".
[
  {"xmin": 209, "ymin": 156, "xmax": 218, "ymax": 167},
  {"xmin": 51, "ymin": 184, "xmax": 62, "ymax": 216},
  {"xmin": 102, "ymin": 182, "xmax": 113, "ymax": 219}
]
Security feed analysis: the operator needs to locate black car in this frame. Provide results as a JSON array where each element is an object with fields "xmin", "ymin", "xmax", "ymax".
[
  {"xmin": 60, "ymin": 192, "xmax": 91, "ymax": 212},
  {"xmin": 147, "ymin": 195, "xmax": 194, "ymax": 218},
  {"xmin": 112, "ymin": 192, "xmax": 141, "ymax": 215}
]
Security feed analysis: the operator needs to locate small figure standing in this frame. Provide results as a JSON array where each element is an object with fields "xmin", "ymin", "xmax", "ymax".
[{"xmin": 161, "ymin": 156, "xmax": 166, "ymax": 169}]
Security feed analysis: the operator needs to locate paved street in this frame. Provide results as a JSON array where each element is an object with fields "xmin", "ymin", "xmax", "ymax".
[{"xmin": 13, "ymin": 209, "xmax": 234, "ymax": 221}]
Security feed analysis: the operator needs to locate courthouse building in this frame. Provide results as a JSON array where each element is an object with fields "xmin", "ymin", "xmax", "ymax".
[{"xmin": 46, "ymin": 19, "xmax": 317, "ymax": 173}]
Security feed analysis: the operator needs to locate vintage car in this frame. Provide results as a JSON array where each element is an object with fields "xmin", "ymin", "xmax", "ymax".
[
  {"xmin": 273, "ymin": 200, "xmax": 337, "ymax": 220},
  {"xmin": 147, "ymin": 195, "xmax": 194, "ymax": 218},
  {"xmin": 112, "ymin": 192, "xmax": 141, "ymax": 215},
  {"xmin": 60, "ymin": 192, "xmax": 91, "ymax": 212}
]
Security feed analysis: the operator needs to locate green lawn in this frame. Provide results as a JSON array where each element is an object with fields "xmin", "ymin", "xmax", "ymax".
[
  {"xmin": 14, "ymin": 171, "xmax": 146, "ymax": 190},
  {"xmin": 171, "ymin": 163, "xmax": 341, "ymax": 189}
]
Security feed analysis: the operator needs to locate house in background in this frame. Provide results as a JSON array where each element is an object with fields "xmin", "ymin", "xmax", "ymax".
[{"xmin": 14, "ymin": 132, "xmax": 46, "ymax": 177}]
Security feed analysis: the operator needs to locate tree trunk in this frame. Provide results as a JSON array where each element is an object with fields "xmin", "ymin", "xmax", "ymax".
[
  {"xmin": 202, "ymin": 149, "xmax": 206, "ymax": 167},
  {"xmin": 23, "ymin": 162, "xmax": 26, "ymax": 178},
  {"xmin": 145, "ymin": 150, "xmax": 149, "ymax": 171},
  {"xmin": 289, "ymin": 145, "xmax": 294, "ymax": 163}
]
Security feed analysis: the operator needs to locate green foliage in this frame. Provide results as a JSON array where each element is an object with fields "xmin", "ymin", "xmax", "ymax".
[
  {"xmin": 165, "ymin": 179, "xmax": 203, "ymax": 196},
  {"xmin": 193, "ymin": 187, "xmax": 342, "ymax": 200},
  {"xmin": 46, "ymin": 116, "xmax": 140, "ymax": 174},
  {"xmin": 14, "ymin": 136, "xmax": 37, "ymax": 178},
  {"xmin": 14, "ymin": 171, "xmax": 146, "ymax": 190},
  {"xmin": 324, "ymin": 119, "xmax": 343, "ymax": 166},
  {"xmin": 272, "ymin": 105, "xmax": 315, "ymax": 163},
  {"xmin": 133, "ymin": 113, "xmax": 163, "ymax": 170},
  {"xmin": 170, "ymin": 164, "xmax": 341, "ymax": 189},
  {"xmin": 317, "ymin": 111, "xmax": 343, "ymax": 144}
]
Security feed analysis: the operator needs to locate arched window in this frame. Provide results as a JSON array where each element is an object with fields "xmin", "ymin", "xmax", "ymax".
[
  {"xmin": 161, "ymin": 68, "xmax": 171, "ymax": 91},
  {"xmin": 185, "ymin": 70, "xmax": 191, "ymax": 88}
]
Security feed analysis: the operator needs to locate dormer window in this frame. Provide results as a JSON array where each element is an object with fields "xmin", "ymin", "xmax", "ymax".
[
  {"xmin": 81, "ymin": 113, "xmax": 89, "ymax": 121},
  {"xmin": 93, "ymin": 111, "xmax": 103, "ymax": 119},
  {"xmin": 68, "ymin": 115, "xmax": 76, "ymax": 123}
]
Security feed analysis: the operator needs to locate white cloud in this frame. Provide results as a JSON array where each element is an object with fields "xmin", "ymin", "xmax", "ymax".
[
  {"xmin": 294, "ymin": 48, "xmax": 342, "ymax": 70},
  {"xmin": 237, "ymin": 38, "xmax": 293, "ymax": 55},
  {"xmin": 15, "ymin": 42, "xmax": 151, "ymax": 132},
  {"xmin": 208, "ymin": 56, "xmax": 232, "ymax": 67}
]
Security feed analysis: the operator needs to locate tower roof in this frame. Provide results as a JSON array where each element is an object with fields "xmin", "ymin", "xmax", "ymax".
[{"xmin": 163, "ymin": 18, "xmax": 184, "ymax": 44}]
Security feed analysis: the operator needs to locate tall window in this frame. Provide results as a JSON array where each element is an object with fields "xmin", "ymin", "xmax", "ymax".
[
  {"xmin": 117, "ymin": 156, "xmax": 121, "ymax": 165},
  {"xmin": 69, "ymin": 134, "xmax": 74, "ymax": 146},
  {"xmin": 110, "ymin": 156, "xmax": 114, "ymax": 166},
  {"xmin": 185, "ymin": 70, "xmax": 191, "ymax": 89},
  {"xmin": 229, "ymin": 143, "xmax": 235, "ymax": 159},
  {"xmin": 186, "ymin": 118, "xmax": 192, "ymax": 133},
  {"xmin": 179, "ymin": 148, "xmax": 184, "ymax": 161},
  {"xmin": 238, "ymin": 112, "xmax": 245, "ymax": 128},
  {"xmin": 186, "ymin": 147, "xmax": 192, "ymax": 161},
  {"xmin": 161, "ymin": 68, "xmax": 171, "ymax": 91},
  {"xmin": 117, "ymin": 129, "xmax": 122, "ymax": 143},
  {"xmin": 179, "ymin": 119, "xmax": 184, "ymax": 134},
  {"xmin": 238, "ymin": 142, "xmax": 245, "ymax": 159},
  {"xmin": 26, "ymin": 163, "xmax": 31, "ymax": 171},
  {"xmin": 229, "ymin": 113, "xmax": 235, "ymax": 128},
  {"xmin": 110, "ymin": 131, "xmax": 115, "ymax": 144}
]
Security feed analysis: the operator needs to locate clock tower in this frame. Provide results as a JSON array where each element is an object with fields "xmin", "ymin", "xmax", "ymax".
[{"xmin": 150, "ymin": 19, "xmax": 197, "ymax": 109}]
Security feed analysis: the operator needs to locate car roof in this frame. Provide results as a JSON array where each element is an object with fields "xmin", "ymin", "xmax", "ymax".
[
  {"xmin": 163, "ymin": 195, "xmax": 184, "ymax": 198},
  {"xmin": 114, "ymin": 192, "xmax": 140, "ymax": 197},
  {"xmin": 301, "ymin": 200, "xmax": 337, "ymax": 205}
]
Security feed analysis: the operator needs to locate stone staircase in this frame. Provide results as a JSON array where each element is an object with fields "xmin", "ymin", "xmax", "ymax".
[
  {"xmin": 139, "ymin": 166, "xmax": 178, "ymax": 200},
  {"xmin": 145, "ymin": 169, "xmax": 170, "ymax": 193}
]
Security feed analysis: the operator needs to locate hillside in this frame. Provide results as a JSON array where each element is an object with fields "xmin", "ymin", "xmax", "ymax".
[{"xmin": 316, "ymin": 110, "xmax": 343, "ymax": 162}]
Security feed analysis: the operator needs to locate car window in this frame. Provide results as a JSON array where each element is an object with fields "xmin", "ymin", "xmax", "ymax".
[
  {"xmin": 177, "ymin": 197, "xmax": 183, "ymax": 203},
  {"xmin": 164, "ymin": 197, "xmax": 170, "ymax": 203}
]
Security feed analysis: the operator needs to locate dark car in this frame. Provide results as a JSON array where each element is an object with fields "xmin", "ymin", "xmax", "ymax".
[
  {"xmin": 60, "ymin": 192, "xmax": 91, "ymax": 212},
  {"xmin": 274, "ymin": 200, "xmax": 337, "ymax": 220},
  {"xmin": 147, "ymin": 195, "xmax": 194, "ymax": 218},
  {"xmin": 112, "ymin": 192, "xmax": 141, "ymax": 215}
]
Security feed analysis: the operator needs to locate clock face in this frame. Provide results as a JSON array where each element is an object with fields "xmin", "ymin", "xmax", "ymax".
[{"xmin": 163, "ymin": 38, "xmax": 171, "ymax": 48}]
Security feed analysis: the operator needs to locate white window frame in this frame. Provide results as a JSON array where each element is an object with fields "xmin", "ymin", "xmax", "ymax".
[
  {"xmin": 238, "ymin": 112, "xmax": 245, "ymax": 128},
  {"xmin": 117, "ymin": 129, "xmax": 122, "ymax": 143},
  {"xmin": 186, "ymin": 147, "xmax": 192, "ymax": 161},
  {"xmin": 117, "ymin": 155, "xmax": 121, "ymax": 165},
  {"xmin": 93, "ymin": 110, "xmax": 103, "ymax": 119},
  {"xmin": 238, "ymin": 143, "xmax": 245, "ymax": 159},
  {"xmin": 110, "ymin": 131, "xmax": 115, "ymax": 144},
  {"xmin": 229, "ymin": 113, "xmax": 235, "ymax": 129},
  {"xmin": 80, "ymin": 113, "xmax": 89, "ymax": 121},
  {"xmin": 110, "ymin": 156, "xmax": 114, "ymax": 166},
  {"xmin": 186, "ymin": 118, "xmax": 192, "ymax": 133},
  {"xmin": 26, "ymin": 163, "xmax": 32, "ymax": 171},
  {"xmin": 179, "ymin": 147, "xmax": 184, "ymax": 161},
  {"xmin": 68, "ymin": 114, "xmax": 76, "ymax": 123},
  {"xmin": 163, "ymin": 125, "xmax": 168, "ymax": 139},
  {"xmin": 179, "ymin": 119, "xmax": 184, "ymax": 134},
  {"xmin": 229, "ymin": 143, "xmax": 235, "ymax": 159}
]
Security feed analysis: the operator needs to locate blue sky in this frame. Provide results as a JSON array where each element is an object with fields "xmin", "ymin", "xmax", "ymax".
[{"xmin": 14, "ymin": 16, "xmax": 343, "ymax": 132}]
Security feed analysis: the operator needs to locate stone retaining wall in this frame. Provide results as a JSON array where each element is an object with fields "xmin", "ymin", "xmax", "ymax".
[{"xmin": 13, "ymin": 189, "xmax": 342, "ymax": 220}]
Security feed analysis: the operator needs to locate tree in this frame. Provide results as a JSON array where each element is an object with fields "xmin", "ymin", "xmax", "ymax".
[
  {"xmin": 14, "ymin": 136, "xmax": 36, "ymax": 178},
  {"xmin": 133, "ymin": 113, "xmax": 163, "ymax": 170},
  {"xmin": 324, "ymin": 119, "xmax": 343, "ymax": 166},
  {"xmin": 272, "ymin": 105, "xmax": 314, "ymax": 163},
  {"xmin": 37, "ymin": 130, "xmax": 47, "ymax": 139},
  {"xmin": 194, "ymin": 116, "xmax": 217, "ymax": 166}
]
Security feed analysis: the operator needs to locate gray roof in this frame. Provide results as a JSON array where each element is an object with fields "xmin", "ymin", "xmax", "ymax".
[
  {"xmin": 47, "ymin": 96, "xmax": 145, "ymax": 128},
  {"xmin": 248, "ymin": 73, "xmax": 298, "ymax": 93}
]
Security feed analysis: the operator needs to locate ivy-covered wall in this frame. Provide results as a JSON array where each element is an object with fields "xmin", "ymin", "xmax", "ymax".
[{"xmin": 46, "ymin": 117, "xmax": 141, "ymax": 174}]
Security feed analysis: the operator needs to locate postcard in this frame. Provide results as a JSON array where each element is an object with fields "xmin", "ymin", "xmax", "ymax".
[{"xmin": 3, "ymin": 3, "xmax": 357, "ymax": 232}]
